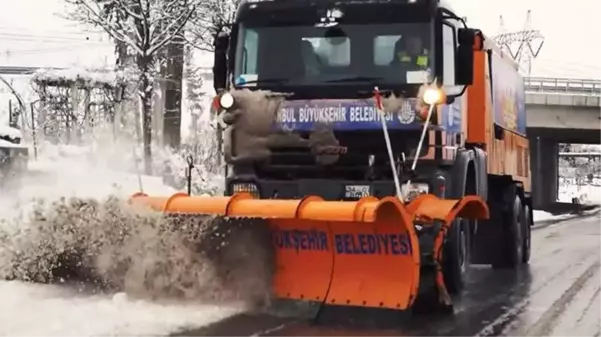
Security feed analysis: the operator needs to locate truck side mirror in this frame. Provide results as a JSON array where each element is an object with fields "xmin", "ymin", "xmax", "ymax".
[
  {"xmin": 456, "ymin": 28, "xmax": 479, "ymax": 86},
  {"xmin": 213, "ymin": 33, "xmax": 230, "ymax": 92}
]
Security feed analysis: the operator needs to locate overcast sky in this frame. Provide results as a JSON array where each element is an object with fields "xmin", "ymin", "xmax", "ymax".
[
  {"xmin": 0, "ymin": 0, "xmax": 114, "ymax": 68},
  {"xmin": 449, "ymin": 0, "xmax": 601, "ymax": 79},
  {"xmin": 0, "ymin": 0, "xmax": 599, "ymax": 79}
]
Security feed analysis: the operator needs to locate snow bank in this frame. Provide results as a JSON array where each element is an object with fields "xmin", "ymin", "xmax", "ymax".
[
  {"xmin": 533, "ymin": 210, "xmax": 571, "ymax": 222},
  {"xmin": 0, "ymin": 139, "xmax": 27, "ymax": 148},
  {"xmin": 533, "ymin": 210, "xmax": 554, "ymax": 222},
  {"xmin": 0, "ymin": 125, "xmax": 23, "ymax": 139},
  {"xmin": 0, "ymin": 281, "xmax": 243, "ymax": 336},
  {"xmin": 558, "ymin": 183, "xmax": 601, "ymax": 205}
]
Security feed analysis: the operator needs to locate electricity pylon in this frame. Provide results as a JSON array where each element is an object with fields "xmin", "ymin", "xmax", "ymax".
[{"xmin": 493, "ymin": 10, "xmax": 545, "ymax": 75}]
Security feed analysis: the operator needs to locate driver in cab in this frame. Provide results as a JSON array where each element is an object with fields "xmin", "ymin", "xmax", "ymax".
[{"xmin": 390, "ymin": 34, "xmax": 430, "ymax": 72}]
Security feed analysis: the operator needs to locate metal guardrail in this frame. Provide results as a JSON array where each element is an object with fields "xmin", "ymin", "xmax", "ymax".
[
  {"xmin": 524, "ymin": 77, "xmax": 601, "ymax": 95},
  {"xmin": 0, "ymin": 66, "xmax": 65, "ymax": 75},
  {"xmin": 559, "ymin": 152, "xmax": 601, "ymax": 156}
]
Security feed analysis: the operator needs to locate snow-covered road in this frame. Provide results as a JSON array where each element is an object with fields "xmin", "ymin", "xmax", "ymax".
[
  {"xmin": 0, "ymin": 281, "xmax": 243, "ymax": 336},
  {"xmin": 0, "ymin": 143, "xmax": 598, "ymax": 336}
]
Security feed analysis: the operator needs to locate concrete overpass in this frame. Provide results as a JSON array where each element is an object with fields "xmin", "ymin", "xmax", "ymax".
[
  {"xmin": 524, "ymin": 77, "xmax": 601, "ymax": 209},
  {"xmin": 525, "ymin": 77, "xmax": 600, "ymax": 143}
]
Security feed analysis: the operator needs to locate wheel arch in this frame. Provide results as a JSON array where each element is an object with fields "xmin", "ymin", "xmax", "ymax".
[{"xmin": 449, "ymin": 147, "xmax": 488, "ymax": 200}]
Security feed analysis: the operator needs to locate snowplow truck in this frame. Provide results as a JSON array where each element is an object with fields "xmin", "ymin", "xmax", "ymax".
[{"xmin": 131, "ymin": 0, "xmax": 533, "ymax": 312}]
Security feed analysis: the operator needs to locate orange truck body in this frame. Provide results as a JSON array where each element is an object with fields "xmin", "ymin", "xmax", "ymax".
[{"xmin": 466, "ymin": 36, "xmax": 531, "ymax": 190}]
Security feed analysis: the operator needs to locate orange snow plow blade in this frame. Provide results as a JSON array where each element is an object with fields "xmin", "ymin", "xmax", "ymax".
[{"xmin": 129, "ymin": 192, "xmax": 489, "ymax": 310}]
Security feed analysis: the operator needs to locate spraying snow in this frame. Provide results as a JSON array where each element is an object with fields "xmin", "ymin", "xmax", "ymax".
[{"xmin": 0, "ymin": 140, "xmax": 274, "ymax": 336}]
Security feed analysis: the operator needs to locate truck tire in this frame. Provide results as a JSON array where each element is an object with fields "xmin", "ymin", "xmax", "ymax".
[
  {"xmin": 493, "ymin": 195, "xmax": 524, "ymax": 268},
  {"xmin": 443, "ymin": 161, "xmax": 479, "ymax": 294},
  {"xmin": 443, "ymin": 218, "xmax": 470, "ymax": 294},
  {"xmin": 521, "ymin": 204, "xmax": 531, "ymax": 264}
]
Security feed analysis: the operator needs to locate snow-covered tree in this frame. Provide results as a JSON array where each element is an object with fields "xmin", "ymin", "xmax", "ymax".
[
  {"xmin": 65, "ymin": 0, "xmax": 198, "ymax": 174},
  {"xmin": 186, "ymin": 0, "xmax": 241, "ymax": 52},
  {"xmin": 183, "ymin": 45, "xmax": 206, "ymax": 130},
  {"xmin": 30, "ymin": 68, "xmax": 127, "ymax": 145}
]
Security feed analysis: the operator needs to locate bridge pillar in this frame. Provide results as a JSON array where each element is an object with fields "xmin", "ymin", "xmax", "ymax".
[{"xmin": 530, "ymin": 136, "xmax": 559, "ymax": 210}]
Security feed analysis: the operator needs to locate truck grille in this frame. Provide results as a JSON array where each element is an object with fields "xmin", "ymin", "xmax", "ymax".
[{"xmin": 254, "ymin": 130, "xmax": 424, "ymax": 180}]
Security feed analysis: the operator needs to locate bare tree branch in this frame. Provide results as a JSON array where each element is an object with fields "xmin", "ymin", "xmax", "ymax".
[
  {"xmin": 116, "ymin": 0, "xmax": 143, "ymax": 20},
  {"xmin": 76, "ymin": 0, "xmax": 145, "ymax": 55},
  {"xmin": 186, "ymin": 0, "xmax": 240, "ymax": 52},
  {"xmin": 181, "ymin": 33, "xmax": 214, "ymax": 52},
  {"xmin": 147, "ymin": 5, "xmax": 196, "ymax": 55}
]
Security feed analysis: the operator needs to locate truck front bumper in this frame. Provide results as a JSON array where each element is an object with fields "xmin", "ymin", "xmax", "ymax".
[{"xmin": 225, "ymin": 177, "xmax": 442, "ymax": 201}]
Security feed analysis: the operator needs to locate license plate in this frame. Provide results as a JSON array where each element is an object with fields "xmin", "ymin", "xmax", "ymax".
[{"xmin": 344, "ymin": 185, "xmax": 371, "ymax": 198}]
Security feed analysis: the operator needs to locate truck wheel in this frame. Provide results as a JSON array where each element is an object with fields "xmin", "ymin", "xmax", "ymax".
[
  {"xmin": 521, "ymin": 204, "xmax": 531, "ymax": 264},
  {"xmin": 443, "ymin": 218, "xmax": 470, "ymax": 294},
  {"xmin": 493, "ymin": 195, "xmax": 524, "ymax": 268}
]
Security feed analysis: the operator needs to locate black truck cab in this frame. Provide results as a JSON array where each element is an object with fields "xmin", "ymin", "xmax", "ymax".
[{"xmin": 212, "ymin": 0, "xmax": 477, "ymax": 201}]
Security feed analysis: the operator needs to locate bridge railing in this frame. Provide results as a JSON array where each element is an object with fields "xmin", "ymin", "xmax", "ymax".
[
  {"xmin": 525, "ymin": 77, "xmax": 601, "ymax": 95},
  {"xmin": 559, "ymin": 152, "xmax": 601, "ymax": 156}
]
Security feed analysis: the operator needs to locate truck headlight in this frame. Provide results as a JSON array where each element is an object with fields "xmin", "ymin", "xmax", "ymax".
[
  {"xmin": 219, "ymin": 92, "xmax": 235, "ymax": 109},
  {"xmin": 422, "ymin": 88, "xmax": 444, "ymax": 105}
]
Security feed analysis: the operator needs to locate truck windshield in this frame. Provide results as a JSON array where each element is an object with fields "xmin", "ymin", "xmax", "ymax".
[{"xmin": 233, "ymin": 22, "xmax": 432, "ymax": 88}]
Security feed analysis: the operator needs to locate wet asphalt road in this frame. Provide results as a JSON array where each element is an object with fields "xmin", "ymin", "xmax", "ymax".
[{"xmin": 174, "ymin": 214, "xmax": 600, "ymax": 336}]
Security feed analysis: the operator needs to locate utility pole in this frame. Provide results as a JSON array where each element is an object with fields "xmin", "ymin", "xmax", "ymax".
[{"xmin": 492, "ymin": 10, "xmax": 545, "ymax": 75}]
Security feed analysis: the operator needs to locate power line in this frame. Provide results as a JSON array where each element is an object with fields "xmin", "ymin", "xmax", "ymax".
[
  {"xmin": 0, "ymin": 34, "xmax": 106, "ymax": 44},
  {"xmin": 0, "ymin": 31, "xmax": 99, "ymax": 38},
  {"xmin": 493, "ymin": 10, "xmax": 545, "ymax": 76},
  {"xmin": 0, "ymin": 37, "xmax": 108, "ymax": 46},
  {"xmin": 0, "ymin": 25, "xmax": 106, "ymax": 38},
  {"xmin": 2, "ymin": 45, "xmax": 112, "ymax": 56}
]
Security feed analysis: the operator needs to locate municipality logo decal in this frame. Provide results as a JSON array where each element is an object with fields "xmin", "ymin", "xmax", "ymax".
[{"xmin": 397, "ymin": 100, "xmax": 415, "ymax": 124}]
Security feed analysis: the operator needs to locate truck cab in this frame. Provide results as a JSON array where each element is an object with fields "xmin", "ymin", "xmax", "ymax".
[{"xmin": 212, "ymin": 0, "xmax": 480, "ymax": 202}]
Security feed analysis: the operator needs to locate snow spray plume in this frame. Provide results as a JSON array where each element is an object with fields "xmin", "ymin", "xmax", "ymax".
[{"xmin": 0, "ymin": 196, "xmax": 275, "ymax": 308}]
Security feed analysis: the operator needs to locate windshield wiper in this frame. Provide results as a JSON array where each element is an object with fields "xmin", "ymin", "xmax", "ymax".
[
  {"xmin": 326, "ymin": 76, "xmax": 384, "ymax": 83},
  {"xmin": 236, "ymin": 78, "xmax": 290, "ymax": 85}
]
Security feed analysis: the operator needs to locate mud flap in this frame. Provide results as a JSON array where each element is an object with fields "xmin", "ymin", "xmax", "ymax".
[
  {"xmin": 130, "ymin": 192, "xmax": 487, "ymax": 311},
  {"xmin": 408, "ymin": 194, "xmax": 490, "ymax": 306}
]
